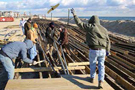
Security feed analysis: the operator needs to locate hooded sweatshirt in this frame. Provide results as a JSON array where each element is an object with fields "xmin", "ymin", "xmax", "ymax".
[
  {"xmin": 73, "ymin": 15, "xmax": 110, "ymax": 52},
  {"xmin": 2, "ymin": 40, "xmax": 33, "ymax": 63}
]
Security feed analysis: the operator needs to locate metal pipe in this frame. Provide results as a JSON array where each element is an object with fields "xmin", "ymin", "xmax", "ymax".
[
  {"xmin": 54, "ymin": 41, "xmax": 67, "ymax": 74},
  {"xmin": 60, "ymin": 45, "xmax": 69, "ymax": 75}
]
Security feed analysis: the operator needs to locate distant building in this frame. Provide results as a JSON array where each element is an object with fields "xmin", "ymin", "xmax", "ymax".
[
  {"xmin": 0, "ymin": 11, "xmax": 20, "ymax": 18},
  {"xmin": 3, "ymin": 11, "xmax": 13, "ymax": 17},
  {"xmin": 14, "ymin": 12, "xmax": 20, "ymax": 18}
]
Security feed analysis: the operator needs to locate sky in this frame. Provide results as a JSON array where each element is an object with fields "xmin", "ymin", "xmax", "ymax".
[{"xmin": 0, "ymin": 0, "xmax": 135, "ymax": 17}]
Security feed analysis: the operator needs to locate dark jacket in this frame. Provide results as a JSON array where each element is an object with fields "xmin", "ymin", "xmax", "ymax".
[
  {"xmin": 73, "ymin": 15, "xmax": 111, "ymax": 52},
  {"xmin": 46, "ymin": 27, "xmax": 55, "ymax": 44},
  {"xmin": 2, "ymin": 40, "xmax": 33, "ymax": 63},
  {"xmin": 58, "ymin": 29, "xmax": 68, "ymax": 45},
  {"xmin": 24, "ymin": 22, "xmax": 31, "ymax": 36}
]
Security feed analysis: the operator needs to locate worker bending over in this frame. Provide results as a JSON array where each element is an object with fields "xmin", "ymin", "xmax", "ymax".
[
  {"xmin": 0, "ymin": 40, "xmax": 37, "ymax": 80},
  {"xmin": 71, "ymin": 8, "xmax": 111, "ymax": 89},
  {"xmin": 58, "ymin": 26, "xmax": 70, "ymax": 54}
]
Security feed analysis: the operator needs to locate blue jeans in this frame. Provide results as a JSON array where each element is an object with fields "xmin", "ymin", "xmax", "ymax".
[
  {"xmin": 22, "ymin": 26, "xmax": 25, "ymax": 35},
  {"xmin": 0, "ymin": 54, "xmax": 14, "ymax": 80},
  {"xmin": 28, "ymin": 44, "xmax": 37, "ymax": 61},
  {"xmin": 89, "ymin": 49, "xmax": 106, "ymax": 82}
]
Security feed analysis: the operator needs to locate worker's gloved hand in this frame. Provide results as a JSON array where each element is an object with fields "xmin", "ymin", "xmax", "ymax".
[
  {"xmin": 58, "ymin": 41, "xmax": 61, "ymax": 45},
  {"xmin": 32, "ymin": 61, "xmax": 38, "ymax": 65},
  {"xmin": 106, "ymin": 52, "xmax": 111, "ymax": 56},
  {"xmin": 71, "ymin": 8, "xmax": 76, "ymax": 16}
]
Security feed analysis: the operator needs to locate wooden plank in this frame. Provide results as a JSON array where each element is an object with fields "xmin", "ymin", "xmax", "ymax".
[
  {"xmin": 106, "ymin": 58, "xmax": 135, "ymax": 79},
  {"xmin": 105, "ymin": 66, "xmax": 135, "ymax": 90},
  {"xmin": 6, "ymin": 75, "xmax": 113, "ymax": 90},
  {"xmin": 42, "ymin": 51, "xmax": 51, "ymax": 78},
  {"xmin": 70, "ymin": 50, "xmax": 90, "ymax": 74},
  {"xmin": 68, "ymin": 62, "xmax": 89, "ymax": 66},
  {"xmin": 47, "ymin": 52, "xmax": 61, "ymax": 76},
  {"xmin": 37, "ymin": 30, "xmax": 51, "ymax": 78},
  {"xmin": 105, "ymin": 74, "xmax": 124, "ymax": 90},
  {"xmin": 67, "ymin": 49, "xmax": 85, "ymax": 74},
  {"xmin": 111, "ymin": 51, "xmax": 135, "ymax": 69},
  {"xmin": 77, "ymin": 50, "xmax": 89, "ymax": 61},
  {"xmin": 37, "ymin": 54, "xmax": 43, "ymax": 79},
  {"xmin": 15, "ymin": 67, "xmax": 52, "ymax": 72},
  {"xmin": 14, "ymin": 66, "xmax": 85, "ymax": 72}
]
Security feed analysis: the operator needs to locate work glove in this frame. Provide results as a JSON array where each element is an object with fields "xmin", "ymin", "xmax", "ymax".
[
  {"xmin": 106, "ymin": 52, "xmax": 111, "ymax": 56},
  {"xmin": 32, "ymin": 61, "xmax": 38, "ymax": 65},
  {"xmin": 71, "ymin": 8, "xmax": 76, "ymax": 16}
]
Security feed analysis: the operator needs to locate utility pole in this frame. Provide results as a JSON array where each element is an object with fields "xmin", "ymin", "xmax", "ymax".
[
  {"xmin": 51, "ymin": 13, "xmax": 52, "ymax": 21},
  {"xmin": 67, "ymin": 9, "xmax": 70, "ymax": 25}
]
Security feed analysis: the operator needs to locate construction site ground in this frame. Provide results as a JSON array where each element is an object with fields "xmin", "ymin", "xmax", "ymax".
[
  {"xmin": 5, "ymin": 75, "xmax": 113, "ymax": 90},
  {"xmin": 0, "ymin": 18, "xmax": 135, "ymax": 90}
]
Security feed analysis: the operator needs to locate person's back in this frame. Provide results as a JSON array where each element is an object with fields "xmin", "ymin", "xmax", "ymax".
[
  {"xmin": 2, "ymin": 42, "xmax": 26, "ymax": 59},
  {"xmin": 0, "ymin": 40, "xmax": 35, "ymax": 80},
  {"xmin": 26, "ymin": 23, "xmax": 38, "ymax": 60},
  {"xmin": 2, "ymin": 40, "xmax": 33, "ymax": 61},
  {"xmin": 26, "ymin": 23, "xmax": 38, "ymax": 44},
  {"xmin": 71, "ymin": 8, "xmax": 110, "ymax": 89},
  {"xmin": 73, "ymin": 15, "xmax": 110, "ymax": 51},
  {"xmin": 58, "ymin": 28, "xmax": 68, "ymax": 46}
]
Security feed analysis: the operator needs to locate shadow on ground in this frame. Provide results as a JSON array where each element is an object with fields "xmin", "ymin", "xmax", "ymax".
[{"xmin": 62, "ymin": 75, "xmax": 99, "ymax": 89}]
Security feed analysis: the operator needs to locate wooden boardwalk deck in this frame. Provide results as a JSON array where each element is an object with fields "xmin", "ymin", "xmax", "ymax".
[{"xmin": 5, "ymin": 75, "xmax": 113, "ymax": 90}]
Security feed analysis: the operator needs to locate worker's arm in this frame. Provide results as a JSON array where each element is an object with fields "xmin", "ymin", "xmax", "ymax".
[
  {"xmin": 20, "ymin": 48, "xmax": 33, "ymax": 64},
  {"xmin": 73, "ymin": 15, "xmax": 89, "ymax": 31},
  {"xmin": 71, "ymin": 8, "xmax": 90, "ymax": 31}
]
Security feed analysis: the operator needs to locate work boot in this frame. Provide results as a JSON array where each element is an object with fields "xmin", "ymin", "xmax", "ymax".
[
  {"xmin": 98, "ymin": 81, "xmax": 103, "ymax": 89},
  {"xmin": 90, "ymin": 78, "xmax": 94, "ymax": 83}
]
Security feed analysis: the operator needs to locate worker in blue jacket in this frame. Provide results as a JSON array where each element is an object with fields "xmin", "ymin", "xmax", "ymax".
[{"xmin": 0, "ymin": 39, "xmax": 37, "ymax": 80}]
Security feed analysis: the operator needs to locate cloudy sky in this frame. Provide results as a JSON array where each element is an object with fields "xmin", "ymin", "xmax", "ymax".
[{"xmin": 0, "ymin": 0, "xmax": 135, "ymax": 16}]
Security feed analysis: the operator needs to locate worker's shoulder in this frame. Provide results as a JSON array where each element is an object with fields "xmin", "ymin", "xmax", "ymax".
[
  {"xmin": 13, "ymin": 41, "xmax": 25, "ymax": 45},
  {"xmin": 7, "ymin": 41, "xmax": 26, "ymax": 48}
]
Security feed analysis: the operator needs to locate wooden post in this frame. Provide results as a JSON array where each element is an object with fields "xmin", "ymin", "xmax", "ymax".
[{"xmin": 37, "ymin": 54, "xmax": 43, "ymax": 79}]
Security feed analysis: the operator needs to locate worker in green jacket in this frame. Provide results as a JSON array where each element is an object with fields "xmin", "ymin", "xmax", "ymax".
[{"xmin": 71, "ymin": 8, "xmax": 111, "ymax": 89}]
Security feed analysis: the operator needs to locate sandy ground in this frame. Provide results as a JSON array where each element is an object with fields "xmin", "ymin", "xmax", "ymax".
[{"xmin": 0, "ymin": 18, "xmax": 26, "ymax": 42}]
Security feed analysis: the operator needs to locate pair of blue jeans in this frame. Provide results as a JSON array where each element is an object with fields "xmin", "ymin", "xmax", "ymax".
[
  {"xmin": 28, "ymin": 44, "xmax": 37, "ymax": 61},
  {"xmin": 0, "ymin": 54, "xmax": 14, "ymax": 80},
  {"xmin": 22, "ymin": 26, "xmax": 25, "ymax": 35},
  {"xmin": 89, "ymin": 49, "xmax": 106, "ymax": 82}
]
